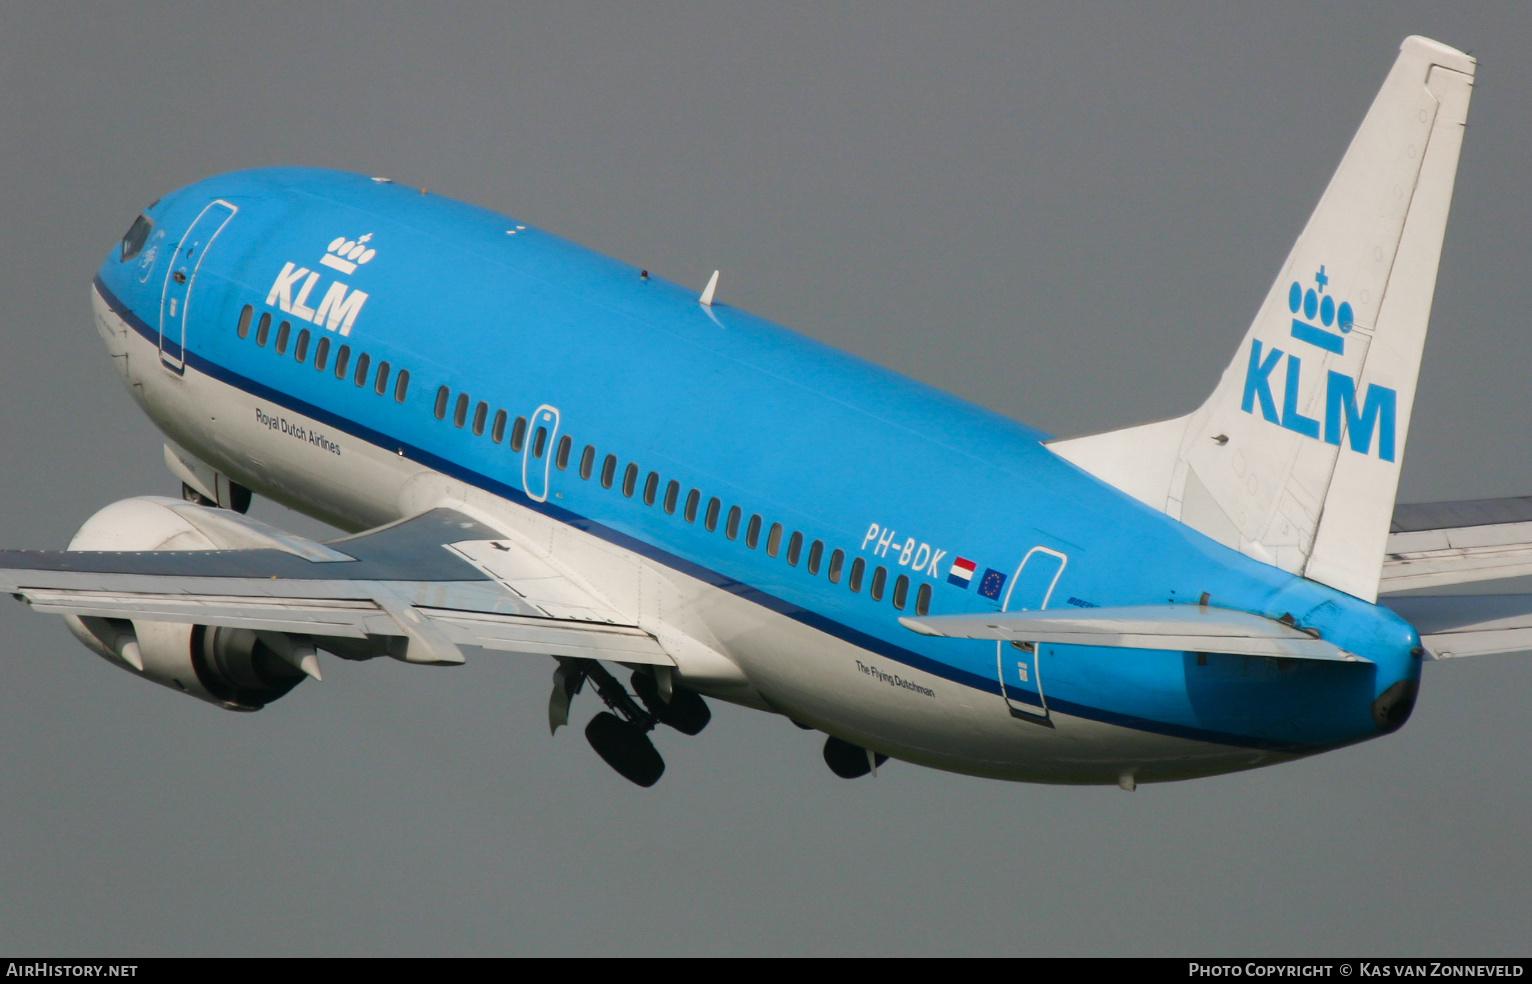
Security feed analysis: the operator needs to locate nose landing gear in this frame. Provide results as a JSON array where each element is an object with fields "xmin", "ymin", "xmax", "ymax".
[{"xmin": 179, "ymin": 479, "xmax": 252, "ymax": 513}]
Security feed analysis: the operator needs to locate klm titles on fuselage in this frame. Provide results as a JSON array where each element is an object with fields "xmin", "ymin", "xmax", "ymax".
[
  {"xmin": 1241, "ymin": 266, "xmax": 1398, "ymax": 461},
  {"xmin": 255, "ymin": 407, "xmax": 341, "ymax": 456},
  {"xmin": 264, "ymin": 234, "xmax": 374, "ymax": 336}
]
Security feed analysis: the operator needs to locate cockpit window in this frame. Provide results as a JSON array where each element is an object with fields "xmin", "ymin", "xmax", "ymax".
[{"xmin": 120, "ymin": 215, "xmax": 152, "ymax": 262}]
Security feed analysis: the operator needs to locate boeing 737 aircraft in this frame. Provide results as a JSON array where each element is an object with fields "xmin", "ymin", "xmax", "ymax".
[{"xmin": 3, "ymin": 36, "xmax": 1525, "ymax": 788}]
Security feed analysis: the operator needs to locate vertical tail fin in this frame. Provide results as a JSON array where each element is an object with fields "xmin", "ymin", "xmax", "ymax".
[{"xmin": 1050, "ymin": 36, "xmax": 1475, "ymax": 602}]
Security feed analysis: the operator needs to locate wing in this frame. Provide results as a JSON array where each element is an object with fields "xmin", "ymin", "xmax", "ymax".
[
  {"xmin": 0, "ymin": 507, "xmax": 671, "ymax": 667},
  {"xmin": 1381, "ymin": 594, "xmax": 1532, "ymax": 659},
  {"xmin": 900, "ymin": 605, "xmax": 1367, "ymax": 662},
  {"xmin": 1383, "ymin": 496, "xmax": 1532, "ymax": 592}
]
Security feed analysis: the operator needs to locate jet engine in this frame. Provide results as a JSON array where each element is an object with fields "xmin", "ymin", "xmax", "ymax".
[{"xmin": 62, "ymin": 496, "xmax": 321, "ymax": 711}]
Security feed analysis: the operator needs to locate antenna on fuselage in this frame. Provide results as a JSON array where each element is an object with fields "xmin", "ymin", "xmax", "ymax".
[{"xmin": 699, "ymin": 269, "xmax": 720, "ymax": 306}]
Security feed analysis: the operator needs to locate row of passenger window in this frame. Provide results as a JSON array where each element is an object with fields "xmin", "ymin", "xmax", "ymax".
[
  {"xmin": 229, "ymin": 306, "xmax": 932, "ymax": 620},
  {"xmin": 424, "ymin": 382, "xmax": 933, "ymax": 617},
  {"xmin": 433, "ymin": 384, "xmax": 547, "ymax": 456},
  {"xmin": 575, "ymin": 445, "xmax": 933, "ymax": 617},
  {"xmin": 236, "ymin": 305, "xmax": 410, "ymax": 403}
]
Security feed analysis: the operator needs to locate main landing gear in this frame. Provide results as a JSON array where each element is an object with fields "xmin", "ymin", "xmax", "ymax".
[{"xmin": 549, "ymin": 657, "xmax": 711, "ymax": 788}]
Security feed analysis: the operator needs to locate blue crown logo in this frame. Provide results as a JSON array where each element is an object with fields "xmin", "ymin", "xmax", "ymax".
[{"xmin": 1287, "ymin": 265, "xmax": 1352, "ymax": 355}]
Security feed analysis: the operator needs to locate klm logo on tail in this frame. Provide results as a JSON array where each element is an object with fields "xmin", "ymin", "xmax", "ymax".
[{"xmin": 1241, "ymin": 266, "xmax": 1397, "ymax": 461}]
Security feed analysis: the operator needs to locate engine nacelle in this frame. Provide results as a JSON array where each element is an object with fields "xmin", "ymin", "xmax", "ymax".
[{"xmin": 63, "ymin": 496, "xmax": 317, "ymax": 711}]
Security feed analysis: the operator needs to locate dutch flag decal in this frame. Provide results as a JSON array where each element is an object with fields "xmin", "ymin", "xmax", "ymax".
[{"xmin": 948, "ymin": 557, "xmax": 977, "ymax": 588}]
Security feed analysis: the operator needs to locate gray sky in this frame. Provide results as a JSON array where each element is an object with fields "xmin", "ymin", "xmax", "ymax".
[{"xmin": 0, "ymin": 2, "xmax": 1529, "ymax": 956}]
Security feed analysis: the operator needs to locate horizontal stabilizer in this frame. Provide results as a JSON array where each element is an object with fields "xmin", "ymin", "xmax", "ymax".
[
  {"xmin": 1383, "ymin": 593, "xmax": 1532, "ymax": 659},
  {"xmin": 899, "ymin": 605, "xmax": 1367, "ymax": 662},
  {"xmin": 1383, "ymin": 496, "xmax": 1532, "ymax": 591}
]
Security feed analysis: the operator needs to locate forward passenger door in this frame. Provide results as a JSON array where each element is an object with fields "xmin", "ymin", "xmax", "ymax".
[{"xmin": 159, "ymin": 200, "xmax": 236, "ymax": 373}]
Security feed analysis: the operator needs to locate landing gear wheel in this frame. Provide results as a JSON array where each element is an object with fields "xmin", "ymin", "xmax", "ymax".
[
  {"xmin": 631, "ymin": 671, "xmax": 712, "ymax": 735},
  {"xmin": 585, "ymin": 711, "xmax": 665, "ymax": 787},
  {"xmin": 823, "ymin": 736, "xmax": 888, "ymax": 779}
]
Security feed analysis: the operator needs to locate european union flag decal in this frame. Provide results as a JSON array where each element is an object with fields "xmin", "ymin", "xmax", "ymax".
[{"xmin": 977, "ymin": 568, "xmax": 1007, "ymax": 601}]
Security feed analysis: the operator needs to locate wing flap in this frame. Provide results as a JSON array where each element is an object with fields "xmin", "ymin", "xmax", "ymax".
[
  {"xmin": 18, "ymin": 588, "xmax": 380, "ymax": 637},
  {"xmin": 900, "ymin": 605, "xmax": 1367, "ymax": 662},
  {"xmin": 425, "ymin": 608, "xmax": 672, "ymax": 664}
]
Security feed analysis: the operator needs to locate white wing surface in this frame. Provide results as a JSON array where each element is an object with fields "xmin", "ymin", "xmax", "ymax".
[{"xmin": 0, "ymin": 507, "xmax": 672, "ymax": 667}]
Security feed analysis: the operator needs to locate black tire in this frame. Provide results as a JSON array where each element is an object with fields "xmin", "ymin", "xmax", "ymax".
[
  {"xmin": 585, "ymin": 712, "xmax": 665, "ymax": 787},
  {"xmin": 631, "ymin": 672, "xmax": 712, "ymax": 736},
  {"xmin": 823, "ymin": 736, "xmax": 888, "ymax": 779}
]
